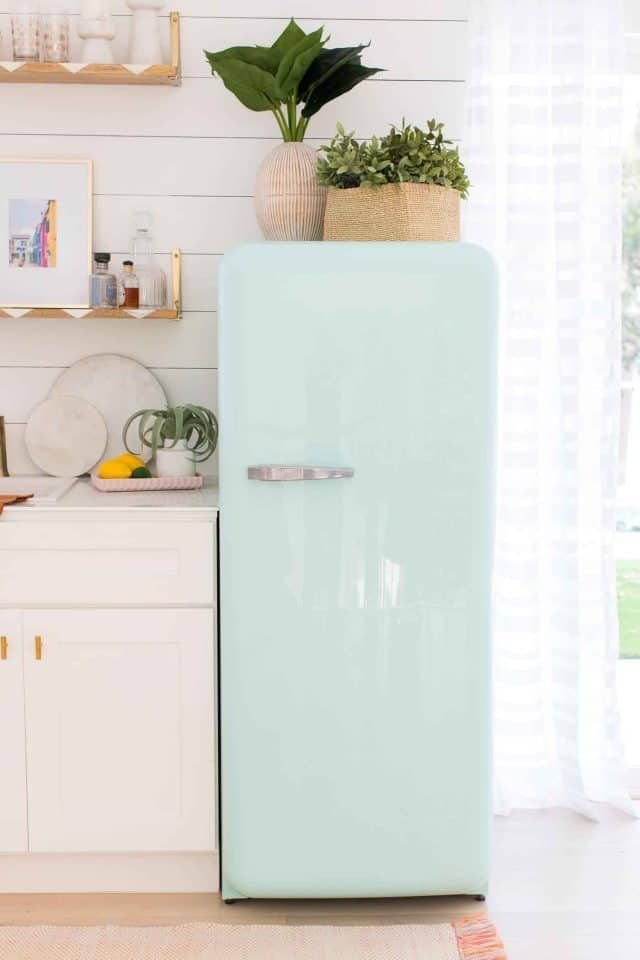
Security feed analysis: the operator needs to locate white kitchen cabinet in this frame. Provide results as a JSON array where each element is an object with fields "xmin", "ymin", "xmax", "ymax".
[
  {"xmin": 23, "ymin": 608, "xmax": 216, "ymax": 853},
  {"xmin": 0, "ymin": 521, "xmax": 215, "ymax": 607},
  {"xmin": 0, "ymin": 487, "xmax": 219, "ymax": 889},
  {"xmin": 0, "ymin": 611, "xmax": 27, "ymax": 852}
]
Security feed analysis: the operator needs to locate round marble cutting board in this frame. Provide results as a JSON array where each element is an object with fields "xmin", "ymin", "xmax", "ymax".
[
  {"xmin": 48, "ymin": 354, "xmax": 167, "ymax": 462},
  {"xmin": 25, "ymin": 395, "xmax": 108, "ymax": 477}
]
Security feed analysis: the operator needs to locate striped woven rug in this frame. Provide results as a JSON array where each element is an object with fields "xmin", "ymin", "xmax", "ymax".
[{"xmin": 0, "ymin": 914, "xmax": 507, "ymax": 959}]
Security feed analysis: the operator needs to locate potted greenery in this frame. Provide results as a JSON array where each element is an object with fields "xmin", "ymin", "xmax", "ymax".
[
  {"xmin": 123, "ymin": 405, "xmax": 218, "ymax": 478},
  {"xmin": 316, "ymin": 120, "xmax": 470, "ymax": 241},
  {"xmin": 204, "ymin": 20, "xmax": 380, "ymax": 241}
]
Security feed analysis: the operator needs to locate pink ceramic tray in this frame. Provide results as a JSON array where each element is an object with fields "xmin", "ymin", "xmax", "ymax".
[{"xmin": 91, "ymin": 473, "xmax": 204, "ymax": 493}]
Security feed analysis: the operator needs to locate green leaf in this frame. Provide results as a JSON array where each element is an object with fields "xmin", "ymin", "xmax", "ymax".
[
  {"xmin": 275, "ymin": 27, "xmax": 325, "ymax": 98},
  {"xmin": 150, "ymin": 417, "xmax": 164, "ymax": 457},
  {"xmin": 270, "ymin": 18, "xmax": 307, "ymax": 59},
  {"xmin": 208, "ymin": 58, "xmax": 280, "ymax": 111},
  {"xmin": 204, "ymin": 45, "xmax": 279, "ymax": 75},
  {"xmin": 298, "ymin": 44, "xmax": 367, "ymax": 102},
  {"xmin": 302, "ymin": 61, "xmax": 381, "ymax": 118}
]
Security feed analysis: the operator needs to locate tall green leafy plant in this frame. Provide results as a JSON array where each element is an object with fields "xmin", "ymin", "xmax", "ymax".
[
  {"xmin": 316, "ymin": 120, "xmax": 470, "ymax": 196},
  {"xmin": 204, "ymin": 20, "xmax": 381, "ymax": 142}
]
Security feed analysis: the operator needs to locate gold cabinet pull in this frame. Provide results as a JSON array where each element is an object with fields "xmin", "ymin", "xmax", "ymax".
[
  {"xmin": 0, "ymin": 636, "xmax": 6, "ymax": 660},
  {"xmin": 35, "ymin": 635, "xmax": 42, "ymax": 660}
]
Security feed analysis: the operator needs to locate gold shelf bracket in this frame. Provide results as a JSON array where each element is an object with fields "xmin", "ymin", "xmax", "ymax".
[{"xmin": 171, "ymin": 248, "xmax": 182, "ymax": 318}]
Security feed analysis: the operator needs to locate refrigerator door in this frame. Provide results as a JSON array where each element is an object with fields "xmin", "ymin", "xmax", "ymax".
[{"xmin": 219, "ymin": 242, "xmax": 497, "ymax": 900}]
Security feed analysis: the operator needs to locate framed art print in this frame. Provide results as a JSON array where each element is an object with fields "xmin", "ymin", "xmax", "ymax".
[{"xmin": 0, "ymin": 158, "xmax": 92, "ymax": 308}]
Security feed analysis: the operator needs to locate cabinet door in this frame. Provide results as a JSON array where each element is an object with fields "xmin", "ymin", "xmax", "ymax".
[
  {"xmin": 23, "ymin": 608, "xmax": 216, "ymax": 853},
  {"xmin": 0, "ymin": 611, "xmax": 27, "ymax": 852}
]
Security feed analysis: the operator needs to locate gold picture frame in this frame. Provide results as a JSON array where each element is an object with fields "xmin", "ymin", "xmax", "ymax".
[{"xmin": 0, "ymin": 157, "xmax": 93, "ymax": 309}]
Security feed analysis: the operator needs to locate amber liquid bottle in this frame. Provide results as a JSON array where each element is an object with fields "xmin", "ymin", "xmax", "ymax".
[{"xmin": 120, "ymin": 260, "xmax": 140, "ymax": 309}]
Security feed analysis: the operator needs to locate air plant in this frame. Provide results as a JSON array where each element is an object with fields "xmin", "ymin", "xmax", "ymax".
[{"xmin": 123, "ymin": 405, "xmax": 218, "ymax": 463}]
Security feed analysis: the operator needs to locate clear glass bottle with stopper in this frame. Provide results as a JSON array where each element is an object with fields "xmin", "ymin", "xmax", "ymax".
[
  {"xmin": 131, "ymin": 211, "xmax": 167, "ymax": 308},
  {"xmin": 90, "ymin": 252, "xmax": 117, "ymax": 308}
]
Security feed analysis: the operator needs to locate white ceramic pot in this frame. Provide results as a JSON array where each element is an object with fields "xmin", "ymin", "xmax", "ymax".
[
  {"xmin": 126, "ymin": 0, "xmax": 163, "ymax": 63},
  {"xmin": 154, "ymin": 439, "xmax": 196, "ymax": 478},
  {"xmin": 254, "ymin": 142, "xmax": 327, "ymax": 241},
  {"xmin": 77, "ymin": 16, "xmax": 116, "ymax": 63}
]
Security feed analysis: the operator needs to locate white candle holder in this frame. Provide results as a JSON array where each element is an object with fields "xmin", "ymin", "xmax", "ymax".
[
  {"xmin": 126, "ymin": 0, "xmax": 163, "ymax": 64},
  {"xmin": 77, "ymin": 14, "xmax": 115, "ymax": 62}
]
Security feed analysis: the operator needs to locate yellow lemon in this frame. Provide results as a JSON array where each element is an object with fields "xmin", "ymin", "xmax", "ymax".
[
  {"xmin": 98, "ymin": 460, "xmax": 132, "ymax": 480},
  {"xmin": 117, "ymin": 453, "xmax": 145, "ymax": 470}
]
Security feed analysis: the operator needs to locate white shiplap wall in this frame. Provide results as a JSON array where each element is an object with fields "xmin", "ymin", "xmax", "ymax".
[{"xmin": 0, "ymin": 0, "xmax": 469, "ymax": 476}]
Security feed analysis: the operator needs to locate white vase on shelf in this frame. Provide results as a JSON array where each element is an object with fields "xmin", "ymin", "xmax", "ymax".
[
  {"xmin": 77, "ymin": 0, "xmax": 115, "ymax": 63},
  {"xmin": 126, "ymin": 0, "xmax": 163, "ymax": 64}
]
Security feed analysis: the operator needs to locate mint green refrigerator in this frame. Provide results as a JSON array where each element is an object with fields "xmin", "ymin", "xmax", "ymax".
[{"xmin": 218, "ymin": 242, "xmax": 497, "ymax": 901}]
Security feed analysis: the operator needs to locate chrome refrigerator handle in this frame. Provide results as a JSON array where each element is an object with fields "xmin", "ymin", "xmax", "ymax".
[{"xmin": 247, "ymin": 465, "xmax": 354, "ymax": 482}]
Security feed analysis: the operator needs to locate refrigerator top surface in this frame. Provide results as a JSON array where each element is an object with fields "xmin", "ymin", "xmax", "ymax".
[{"xmin": 222, "ymin": 239, "xmax": 497, "ymax": 274}]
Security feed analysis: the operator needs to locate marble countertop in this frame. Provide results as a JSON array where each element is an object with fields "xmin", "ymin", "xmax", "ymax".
[{"xmin": 1, "ymin": 477, "xmax": 219, "ymax": 521}]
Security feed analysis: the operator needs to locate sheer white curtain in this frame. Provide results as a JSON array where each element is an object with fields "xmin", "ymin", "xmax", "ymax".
[{"xmin": 465, "ymin": 0, "xmax": 636, "ymax": 816}]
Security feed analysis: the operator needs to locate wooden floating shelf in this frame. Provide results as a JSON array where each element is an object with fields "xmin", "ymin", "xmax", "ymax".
[
  {"xmin": 0, "ymin": 250, "xmax": 182, "ymax": 320},
  {"xmin": 0, "ymin": 307, "xmax": 179, "ymax": 319},
  {"xmin": 0, "ymin": 11, "xmax": 180, "ymax": 85}
]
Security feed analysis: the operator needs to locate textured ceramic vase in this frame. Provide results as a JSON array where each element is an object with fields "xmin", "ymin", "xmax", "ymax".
[{"xmin": 255, "ymin": 142, "xmax": 327, "ymax": 241}]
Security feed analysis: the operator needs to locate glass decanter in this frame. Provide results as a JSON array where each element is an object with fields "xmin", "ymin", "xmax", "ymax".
[{"xmin": 131, "ymin": 211, "xmax": 167, "ymax": 309}]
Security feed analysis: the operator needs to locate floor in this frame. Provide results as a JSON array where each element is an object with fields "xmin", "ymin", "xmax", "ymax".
[{"xmin": 0, "ymin": 809, "xmax": 638, "ymax": 959}]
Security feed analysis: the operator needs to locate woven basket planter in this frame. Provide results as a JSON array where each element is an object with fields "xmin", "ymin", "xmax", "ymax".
[
  {"xmin": 323, "ymin": 182, "xmax": 460, "ymax": 242},
  {"xmin": 255, "ymin": 142, "xmax": 328, "ymax": 241}
]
